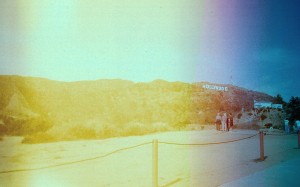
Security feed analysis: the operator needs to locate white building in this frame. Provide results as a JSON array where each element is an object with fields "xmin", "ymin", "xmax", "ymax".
[
  {"xmin": 254, "ymin": 100, "xmax": 272, "ymax": 109},
  {"xmin": 271, "ymin": 104, "xmax": 283, "ymax": 109},
  {"xmin": 253, "ymin": 100, "xmax": 283, "ymax": 109}
]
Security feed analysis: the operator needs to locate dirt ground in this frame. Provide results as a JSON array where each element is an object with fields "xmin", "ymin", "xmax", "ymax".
[{"xmin": 0, "ymin": 129, "xmax": 299, "ymax": 187}]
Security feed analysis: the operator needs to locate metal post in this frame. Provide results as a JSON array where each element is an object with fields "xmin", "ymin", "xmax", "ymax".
[
  {"xmin": 260, "ymin": 131, "xmax": 264, "ymax": 161},
  {"xmin": 152, "ymin": 139, "xmax": 158, "ymax": 187}
]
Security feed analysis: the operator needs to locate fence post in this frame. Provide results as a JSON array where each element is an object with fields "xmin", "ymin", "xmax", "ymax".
[
  {"xmin": 152, "ymin": 139, "xmax": 158, "ymax": 187},
  {"xmin": 260, "ymin": 131, "xmax": 264, "ymax": 161}
]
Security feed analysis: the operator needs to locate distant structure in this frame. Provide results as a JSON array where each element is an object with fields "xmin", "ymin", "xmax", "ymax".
[
  {"xmin": 254, "ymin": 100, "xmax": 283, "ymax": 109},
  {"xmin": 271, "ymin": 104, "xmax": 283, "ymax": 109},
  {"xmin": 254, "ymin": 101, "xmax": 272, "ymax": 109},
  {"xmin": 202, "ymin": 84, "xmax": 228, "ymax": 91}
]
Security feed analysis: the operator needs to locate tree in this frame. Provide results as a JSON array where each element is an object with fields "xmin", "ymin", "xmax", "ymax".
[
  {"xmin": 286, "ymin": 96, "xmax": 300, "ymax": 125},
  {"xmin": 273, "ymin": 94, "xmax": 286, "ymax": 104}
]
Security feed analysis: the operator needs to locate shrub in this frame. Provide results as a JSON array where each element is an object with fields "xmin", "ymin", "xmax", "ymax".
[
  {"xmin": 98, "ymin": 124, "xmax": 121, "ymax": 138},
  {"xmin": 237, "ymin": 113, "xmax": 242, "ymax": 119},
  {"xmin": 68, "ymin": 126, "xmax": 97, "ymax": 140},
  {"xmin": 22, "ymin": 132, "xmax": 56, "ymax": 144},
  {"xmin": 273, "ymin": 125, "xmax": 282, "ymax": 129},
  {"xmin": 120, "ymin": 122, "xmax": 172, "ymax": 137},
  {"xmin": 151, "ymin": 122, "xmax": 172, "ymax": 132},
  {"xmin": 260, "ymin": 114, "xmax": 267, "ymax": 121},
  {"xmin": 264, "ymin": 123, "xmax": 272, "ymax": 128},
  {"xmin": 2, "ymin": 116, "xmax": 53, "ymax": 136},
  {"xmin": 232, "ymin": 124, "xmax": 260, "ymax": 130},
  {"xmin": 251, "ymin": 124, "xmax": 260, "ymax": 130},
  {"xmin": 122, "ymin": 122, "xmax": 148, "ymax": 136},
  {"xmin": 0, "ymin": 124, "xmax": 8, "ymax": 135}
]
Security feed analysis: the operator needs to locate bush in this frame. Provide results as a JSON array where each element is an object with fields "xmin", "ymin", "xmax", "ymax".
[
  {"xmin": 273, "ymin": 125, "xmax": 282, "ymax": 130},
  {"xmin": 97, "ymin": 124, "xmax": 121, "ymax": 139},
  {"xmin": 151, "ymin": 122, "xmax": 172, "ymax": 132},
  {"xmin": 0, "ymin": 124, "xmax": 8, "ymax": 135},
  {"xmin": 257, "ymin": 109, "xmax": 263, "ymax": 114},
  {"xmin": 121, "ymin": 122, "xmax": 172, "ymax": 137},
  {"xmin": 261, "ymin": 114, "xmax": 267, "ymax": 121},
  {"xmin": 251, "ymin": 124, "xmax": 261, "ymax": 130},
  {"xmin": 22, "ymin": 132, "xmax": 56, "ymax": 144},
  {"xmin": 264, "ymin": 123, "xmax": 272, "ymax": 128},
  {"xmin": 2, "ymin": 116, "xmax": 53, "ymax": 136},
  {"xmin": 232, "ymin": 124, "xmax": 260, "ymax": 130},
  {"xmin": 237, "ymin": 113, "xmax": 242, "ymax": 119},
  {"xmin": 68, "ymin": 126, "xmax": 97, "ymax": 140},
  {"xmin": 122, "ymin": 122, "xmax": 149, "ymax": 136}
]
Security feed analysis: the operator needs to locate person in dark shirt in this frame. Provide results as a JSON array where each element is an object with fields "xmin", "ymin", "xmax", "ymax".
[
  {"xmin": 215, "ymin": 113, "xmax": 222, "ymax": 131},
  {"xmin": 227, "ymin": 113, "xmax": 234, "ymax": 131}
]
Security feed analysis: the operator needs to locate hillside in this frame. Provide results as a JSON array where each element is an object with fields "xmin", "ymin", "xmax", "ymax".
[{"xmin": 0, "ymin": 75, "xmax": 276, "ymax": 143}]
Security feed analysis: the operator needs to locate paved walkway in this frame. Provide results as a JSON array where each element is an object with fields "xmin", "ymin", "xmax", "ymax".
[{"xmin": 221, "ymin": 148, "xmax": 300, "ymax": 187}]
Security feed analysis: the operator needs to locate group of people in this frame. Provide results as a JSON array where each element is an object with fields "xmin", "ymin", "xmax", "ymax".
[{"xmin": 215, "ymin": 112, "xmax": 233, "ymax": 131}]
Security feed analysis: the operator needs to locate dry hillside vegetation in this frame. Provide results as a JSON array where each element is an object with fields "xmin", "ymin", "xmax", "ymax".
[{"xmin": 0, "ymin": 76, "xmax": 274, "ymax": 143}]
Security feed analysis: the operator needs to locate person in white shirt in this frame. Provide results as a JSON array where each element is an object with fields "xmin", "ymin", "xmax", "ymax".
[{"xmin": 221, "ymin": 112, "xmax": 227, "ymax": 131}]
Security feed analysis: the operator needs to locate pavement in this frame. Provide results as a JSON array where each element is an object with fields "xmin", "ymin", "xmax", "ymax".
[{"xmin": 221, "ymin": 140, "xmax": 300, "ymax": 187}]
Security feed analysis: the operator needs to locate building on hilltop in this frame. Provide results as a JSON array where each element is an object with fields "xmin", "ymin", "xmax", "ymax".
[
  {"xmin": 253, "ymin": 100, "xmax": 283, "ymax": 109},
  {"xmin": 254, "ymin": 100, "xmax": 272, "ymax": 109},
  {"xmin": 271, "ymin": 104, "xmax": 283, "ymax": 109}
]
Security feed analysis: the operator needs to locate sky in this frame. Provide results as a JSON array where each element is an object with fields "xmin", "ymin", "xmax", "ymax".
[{"xmin": 1, "ymin": 0, "xmax": 300, "ymax": 101}]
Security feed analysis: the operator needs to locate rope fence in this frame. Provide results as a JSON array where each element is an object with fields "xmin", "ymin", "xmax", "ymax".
[
  {"xmin": 0, "ymin": 141, "xmax": 152, "ymax": 174},
  {"xmin": 0, "ymin": 132, "xmax": 259, "ymax": 175},
  {"xmin": 265, "ymin": 132, "xmax": 299, "ymax": 136},
  {"xmin": 1, "ymin": 130, "xmax": 299, "ymax": 187},
  {"xmin": 159, "ymin": 133, "xmax": 259, "ymax": 146}
]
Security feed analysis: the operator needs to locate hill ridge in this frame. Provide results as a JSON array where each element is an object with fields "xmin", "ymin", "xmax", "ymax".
[{"xmin": 0, "ymin": 75, "xmax": 276, "ymax": 143}]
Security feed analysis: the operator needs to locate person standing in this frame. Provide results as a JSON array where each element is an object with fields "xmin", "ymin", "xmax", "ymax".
[
  {"xmin": 296, "ymin": 120, "xmax": 300, "ymax": 133},
  {"xmin": 226, "ymin": 116, "xmax": 230, "ymax": 132},
  {"xmin": 284, "ymin": 119, "xmax": 289, "ymax": 134},
  {"xmin": 222, "ymin": 112, "xmax": 227, "ymax": 131},
  {"xmin": 215, "ymin": 113, "xmax": 222, "ymax": 131},
  {"xmin": 227, "ymin": 113, "xmax": 234, "ymax": 131}
]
